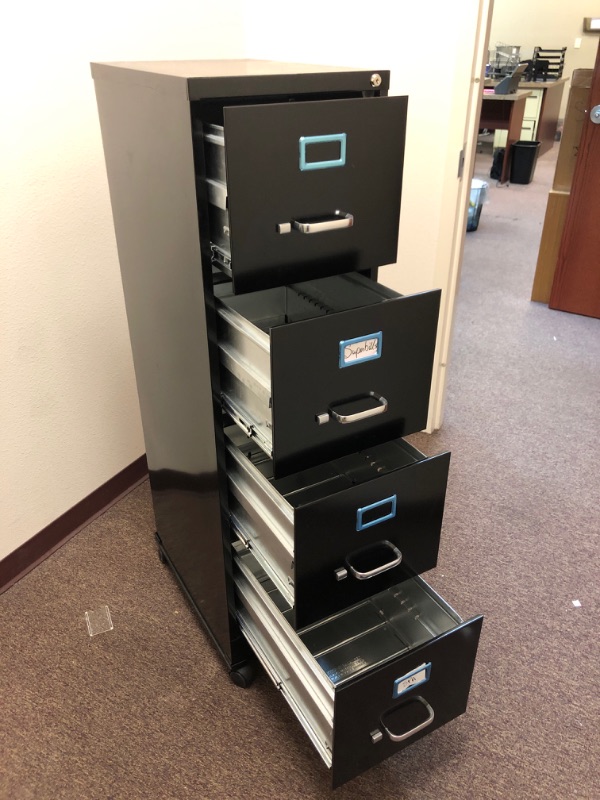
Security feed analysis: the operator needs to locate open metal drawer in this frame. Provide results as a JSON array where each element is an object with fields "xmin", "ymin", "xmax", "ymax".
[
  {"xmin": 235, "ymin": 547, "xmax": 483, "ymax": 788},
  {"xmin": 226, "ymin": 426, "xmax": 450, "ymax": 629},
  {"xmin": 216, "ymin": 273, "xmax": 440, "ymax": 477},
  {"xmin": 199, "ymin": 95, "xmax": 407, "ymax": 293}
]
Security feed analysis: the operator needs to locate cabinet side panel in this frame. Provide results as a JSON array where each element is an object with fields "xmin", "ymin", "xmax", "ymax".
[{"xmin": 93, "ymin": 75, "xmax": 240, "ymax": 664}]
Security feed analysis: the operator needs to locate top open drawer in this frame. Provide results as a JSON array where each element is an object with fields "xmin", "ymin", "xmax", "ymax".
[{"xmin": 200, "ymin": 95, "xmax": 407, "ymax": 293}]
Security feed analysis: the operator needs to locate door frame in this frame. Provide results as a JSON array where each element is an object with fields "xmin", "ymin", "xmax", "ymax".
[{"xmin": 428, "ymin": 0, "xmax": 494, "ymax": 430}]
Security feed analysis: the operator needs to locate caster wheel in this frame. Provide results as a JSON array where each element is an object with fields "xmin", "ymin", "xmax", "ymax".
[{"xmin": 229, "ymin": 663, "xmax": 255, "ymax": 688}]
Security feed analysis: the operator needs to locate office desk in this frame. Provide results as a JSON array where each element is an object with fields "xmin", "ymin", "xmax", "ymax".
[
  {"xmin": 480, "ymin": 90, "xmax": 531, "ymax": 183},
  {"xmin": 519, "ymin": 79, "xmax": 568, "ymax": 155},
  {"xmin": 485, "ymin": 79, "xmax": 569, "ymax": 156}
]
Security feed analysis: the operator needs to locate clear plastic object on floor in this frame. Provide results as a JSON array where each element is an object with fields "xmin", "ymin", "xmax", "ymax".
[{"xmin": 85, "ymin": 605, "xmax": 113, "ymax": 637}]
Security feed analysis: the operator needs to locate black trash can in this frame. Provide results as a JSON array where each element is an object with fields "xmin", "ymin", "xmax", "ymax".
[{"xmin": 510, "ymin": 140, "xmax": 541, "ymax": 184}]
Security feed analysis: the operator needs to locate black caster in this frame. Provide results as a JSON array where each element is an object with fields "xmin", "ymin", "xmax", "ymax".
[
  {"xmin": 155, "ymin": 532, "xmax": 168, "ymax": 564},
  {"xmin": 229, "ymin": 663, "xmax": 256, "ymax": 688}
]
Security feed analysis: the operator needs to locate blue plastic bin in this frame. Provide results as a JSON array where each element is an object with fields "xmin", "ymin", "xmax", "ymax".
[{"xmin": 467, "ymin": 179, "xmax": 488, "ymax": 232}]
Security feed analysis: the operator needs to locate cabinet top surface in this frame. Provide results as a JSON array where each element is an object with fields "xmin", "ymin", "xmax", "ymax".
[
  {"xmin": 92, "ymin": 59, "xmax": 365, "ymax": 78},
  {"xmin": 90, "ymin": 60, "xmax": 390, "ymax": 99}
]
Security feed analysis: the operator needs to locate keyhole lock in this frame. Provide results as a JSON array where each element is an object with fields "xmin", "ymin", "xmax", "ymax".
[
  {"xmin": 591, "ymin": 105, "xmax": 600, "ymax": 125},
  {"xmin": 371, "ymin": 73, "xmax": 382, "ymax": 88}
]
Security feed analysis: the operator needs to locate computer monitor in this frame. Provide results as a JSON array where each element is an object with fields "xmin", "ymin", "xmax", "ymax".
[{"xmin": 494, "ymin": 63, "xmax": 528, "ymax": 94}]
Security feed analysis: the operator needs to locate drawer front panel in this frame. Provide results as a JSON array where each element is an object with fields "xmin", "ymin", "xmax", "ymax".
[
  {"xmin": 292, "ymin": 451, "xmax": 450, "ymax": 628},
  {"xmin": 270, "ymin": 289, "xmax": 441, "ymax": 476},
  {"xmin": 519, "ymin": 120, "xmax": 537, "ymax": 141},
  {"xmin": 223, "ymin": 96, "xmax": 407, "ymax": 293},
  {"xmin": 331, "ymin": 615, "xmax": 483, "ymax": 787},
  {"xmin": 235, "ymin": 548, "xmax": 482, "ymax": 788},
  {"xmin": 524, "ymin": 89, "xmax": 543, "ymax": 119}
]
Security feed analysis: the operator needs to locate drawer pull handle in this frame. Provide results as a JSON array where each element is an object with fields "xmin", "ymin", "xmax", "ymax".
[
  {"xmin": 288, "ymin": 211, "xmax": 354, "ymax": 234},
  {"xmin": 380, "ymin": 696, "xmax": 435, "ymax": 743},
  {"xmin": 327, "ymin": 391, "xmax": 388, "ymax": 425},
  {"xmin": 345, "ymin": 540, "xmax": 402, "ymax": 580}
]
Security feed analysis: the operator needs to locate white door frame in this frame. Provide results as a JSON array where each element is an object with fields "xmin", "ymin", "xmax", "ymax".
[{"xmin": 429, "ymin": 0, "xmax": 494, "ymax": 429}]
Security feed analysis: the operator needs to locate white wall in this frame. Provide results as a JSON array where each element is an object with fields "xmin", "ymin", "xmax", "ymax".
[
  {"xmin": 0, "ymin": 2, "xmax": 246, "ymax": 561},
  {"xmin": 490, "ymin": 0, "xmax": 599, "ymax": 116},
  {"xmin": 243, "ymin": 0, "xmax": 488, "ymax": 434},
  {"xmin": 1, "ymin": 0, "xmax": 486, "ymax": 562},
  {"xmin": 242, "ymin": 1, "xmax": 484, "ymax": 298}
]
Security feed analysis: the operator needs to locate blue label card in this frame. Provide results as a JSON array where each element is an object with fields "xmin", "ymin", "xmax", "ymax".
[
  {"xmin": 393, "ymin": 663, "xmax": 432, "ymax": 698},
  {"xmin": 339, "ymin": 332, "xmax": 382, "ymax": 368},
  {"xmin": 356, "ymin": 494, "xmax": 397, "ymax": 531},
  {"xmin": 299, "ymin": 133, "xmax": 347, "ymax": 171}
]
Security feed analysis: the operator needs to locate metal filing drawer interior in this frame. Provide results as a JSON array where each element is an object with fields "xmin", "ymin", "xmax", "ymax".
[
  {"xmin": 203, "ymin": 124, "xmax": 231, "ymax": 264},
  {"xmin": 216, "ymin": 272, "xmax": 441, "ymax": 476},
  {"xmin": 216, "ymin": 272, "xmax": 395, "ymax": 456},
  {"xmin": 225, "ymin": 425, "xmax": 450, "ymax": 629},
  {"xmin": 235, "ymin": 546, "xmax": 482, "ymax": 787}
]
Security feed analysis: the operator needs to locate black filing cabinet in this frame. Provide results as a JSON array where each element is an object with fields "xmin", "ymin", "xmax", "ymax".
[{"xmin": 92, "ymin": 60, "xmax": 482, "ymax": 789}]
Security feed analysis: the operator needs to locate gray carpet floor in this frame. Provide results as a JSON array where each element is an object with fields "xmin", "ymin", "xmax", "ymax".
[{"xmin": 2, "ymin": 144, "xmax": 599, "ymax": 800}]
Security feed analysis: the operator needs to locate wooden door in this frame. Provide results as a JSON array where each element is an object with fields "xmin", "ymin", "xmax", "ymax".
[{"xmin": 549, "ymin": 41, "xmax": 600, "ymax": 318}]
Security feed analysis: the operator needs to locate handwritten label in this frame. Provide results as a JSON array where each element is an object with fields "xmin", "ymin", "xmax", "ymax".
[
  {"xmin": 393, "ymin": 663, "xmax": 431, "ymax": 698},
  {"xmin": 339, "ymin": 332, "xmax": 382, "ymax": 368}
]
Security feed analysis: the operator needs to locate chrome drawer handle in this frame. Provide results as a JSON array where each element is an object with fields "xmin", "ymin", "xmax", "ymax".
[
  {"xmin": 345, "ymin": 541, "xmax": 402, "ymax": 580},
  {"xmin": 328, "ymin": 392, "xmax": 388, "ymax": 425},
  {"xmin": 289, "ymin": 211, "xmax": 353, "ymax": 234},
  {"xmin": 380, "ymin": 696, "xmax": 435, "ymax": 743}
]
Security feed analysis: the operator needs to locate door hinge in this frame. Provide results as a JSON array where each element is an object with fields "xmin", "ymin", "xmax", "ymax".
[{"xmin": 457, "ymin": 144, "xmax": 466, "ymax": 179}]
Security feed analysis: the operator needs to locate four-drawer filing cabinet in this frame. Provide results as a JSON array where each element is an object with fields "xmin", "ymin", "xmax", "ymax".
[{"xmin": 92, "ymin": 59, "xmax": 482, "ymax": 788}]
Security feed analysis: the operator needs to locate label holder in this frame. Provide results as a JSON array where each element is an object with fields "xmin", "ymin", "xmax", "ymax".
[
  {"xmin": 339, "ymin": 331, "xmax": 382, "ymax": 369},
  {"xmin": 356, "ymin": 494, "xmax": 397, "ymax": 531},
  {"xmin": 299, "ymin": 133, "xmax": 347, "ymax": 171},
  {"xmin": 393, "ymin": 663, "xmax": 432, "ymax": 698}
]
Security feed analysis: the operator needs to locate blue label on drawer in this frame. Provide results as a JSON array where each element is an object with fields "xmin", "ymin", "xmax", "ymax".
[
  {"xmin": 299, "ymin": 133, "xmax": 347, "ymax": 171},
  {"xmin": 356, "ymin": 495, "xmax": 397, "ymax": 531},
  {"xmin": 339, "ymin": 332, "xmax": 382, "ymax": 368},
  {"xmin": 393, "ymin": 663, "xmax": 432, "ymax": 698}
]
